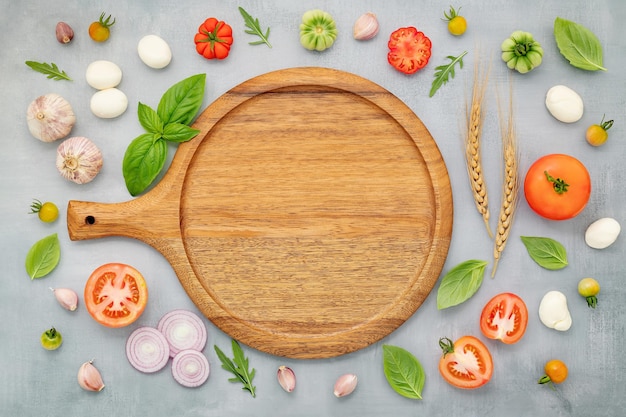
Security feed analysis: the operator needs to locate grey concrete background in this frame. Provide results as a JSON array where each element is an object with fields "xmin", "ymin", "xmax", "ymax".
[{"xmin": 1, "ymin": 0, "xmax": 624, "ymax": 416}]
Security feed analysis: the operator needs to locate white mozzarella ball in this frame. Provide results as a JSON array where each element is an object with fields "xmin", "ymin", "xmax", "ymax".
[
  {"xmin": 138, "ymin": 35, "xmax": 172, "ymax": 69},
  {"xmin": 86, "ymin": 60, "xmax": 123, "ymax": 90},
  {"xmin": 90, "ymin": 88, "xmax": 128, "ymax": 119}
]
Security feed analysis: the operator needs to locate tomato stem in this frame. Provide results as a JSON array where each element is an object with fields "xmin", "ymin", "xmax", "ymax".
[
  {"xmin": 586, "ymin": 295, "xmax": 598, "ymax": 308},
  {"xmin": 438, "ymin": 337, "xmax": 455, "ymax": 358},
  {"xmin": 544, "ymin": 171, "xmax": 569, "ymax": 194},
  {"xmin": 599, "ymin": 114, "xmax": 614, "ymax": 131}
]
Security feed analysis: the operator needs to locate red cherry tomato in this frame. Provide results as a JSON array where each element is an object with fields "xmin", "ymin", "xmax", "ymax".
[{"xmin": 524, "ymin": 154, "xmax": 591, "ymax": 220}]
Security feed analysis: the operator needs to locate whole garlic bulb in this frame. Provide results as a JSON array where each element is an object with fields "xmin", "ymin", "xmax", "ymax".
[
  {"xmin": 27, "ymin": 93, "xmax": 76, "ymax": 142},
  {"xmin": 56, "ymin": 136, "xmax": 103, "ymax": 184}
]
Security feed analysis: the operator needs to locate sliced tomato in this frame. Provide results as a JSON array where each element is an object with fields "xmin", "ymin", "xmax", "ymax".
[
  {"xmin": 84, "ymin": 263, "xmax": 148, "ymax": 328},
  {"xmin": 387, "ymin": 27, "xmax": 432, "ymax": 74},
  {"xmin": 438, "ymin": 336, "xmax": 493, "ymax": 389},
  {"xmin": 480, "ymin": 293, "xmax": 528, "ymax": 344}
]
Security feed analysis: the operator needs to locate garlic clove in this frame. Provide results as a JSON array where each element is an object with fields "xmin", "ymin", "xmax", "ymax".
[
  {"xmin": 50, "ymin": 287, "xmax": 78, "ymax": 311},
  {"xmin": 26, "ymin": 94, "xmax": 76, "ymax": 142},
  {"xmin": 78, "ymin": 360, "xmax": 105, "ymax": 392},
  {"xmin": 277, "ymin": 365, "xmax": 296, "ymax": 392},
  {"xmin": 56, "ymin": 22, "xmax": 74, "ymax": 44},
  {"xmin": 56, "ymin": 136, "xmax": 103, "ymax": 184},
  {"xmin": 353, "ymin": 12, "xmax": 379, "ymax": 40},
  {"xmin": 333, "ymin": 373, "xmax": 358, "ymax": 397}
]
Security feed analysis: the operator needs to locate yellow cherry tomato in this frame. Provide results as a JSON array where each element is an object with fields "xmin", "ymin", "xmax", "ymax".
[
  {"xmin": 578, "ymin": 277, "xmax": 600, "ymax": 308},
  {"xmin": 89, "ymin": 12, "xmax": 115, "ymax": 42},
  {"xmin": 538, "ymin": 359, "xmax": 568, "ymax": 385},
  {"xmin": 443, "ymin": 6, "xmax": 467, "ymax": 36},
  {"xmin": 30, "ymin": 199, "xmax": 59, "ymax": 223},
  {"xmin": 586, "ymin": 115, "xmax": 614, "ymax": 147}
]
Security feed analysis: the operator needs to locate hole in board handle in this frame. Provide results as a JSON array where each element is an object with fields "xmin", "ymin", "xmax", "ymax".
[{"xmin": 85, "ymin": 216, "xmax": 95, "ymax": 225}]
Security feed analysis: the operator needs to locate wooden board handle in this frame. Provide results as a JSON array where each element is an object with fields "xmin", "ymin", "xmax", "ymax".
[{"xmin": 66, "ymin": 196, "xmax": 180, "ymax": 245}]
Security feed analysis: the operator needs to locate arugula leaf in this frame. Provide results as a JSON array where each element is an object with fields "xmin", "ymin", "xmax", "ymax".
[
  {"xmin": 554, "ymin": 17, "xmax": 606, "ymax": 71},
  {"xmin": 238, "ymin": 7, "xmax": 272, "ymax": 48},
  {"xmin": 429, "ymin": 51, "xmax": 467, "ymax": 97},
  {"xmin": 25, "ymin": 61, "xmax": 72, "ymax": 81},
  {"xmin": 520, "ymin": 236, "xmax": 568, "ymax": 270},
  {"xmin": 214, "ymin": 340, "xmax": 257, "ymax": 397},
  {"xmin": 382, "ymin": 345, "xmax": 425, "ymax": 399},
  {"xmin": 25, "ymin": 233, "xmax": 61, "ymax": 279},
  {"xmin": 436, "ymin": 260, "xmax": 487, "ymax": 309},
  {"xmin": 157, "ymin": 73, "xmax": 206, "ymax": 126},
  {"xmin": 123, "ymin": 134, "xmax": 168, "ymax": 196}
]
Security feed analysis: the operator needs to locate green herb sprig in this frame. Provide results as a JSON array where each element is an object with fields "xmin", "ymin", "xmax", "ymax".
[
  {"xmin": 382, "ymin": 345, "xmax": 426, "ymax": 399},
  {"xmin": 25, "ymin": 233, "xmax": 61, "ymax": 279},
  {"xmin": 214, "ymin": 340, "xmax": 257, "ymax": 397},
  {"xmin": 238, "ymin": 7, "xmax": 272, "ymax": 48},
  {"xmin": 520, "ymin": 236, "xmax": 568, "ymax": 270},
  {"xmin": 436, "ymin": 259, "xmax": 487, "ymax": 309},
  {"xmin": 25, "ymin": 61, "xmax": 72, "ymax": 81},
  {"xmin": 554, "ymin": 17, "xmax": 606, "ymax": 71},
  {"xmin": 429, "ymin": 51, "xmax": 467, "ymax": 97},
  {"xmin": 122, "ymin": 73, "xmax": 206, "ymax": 196}
]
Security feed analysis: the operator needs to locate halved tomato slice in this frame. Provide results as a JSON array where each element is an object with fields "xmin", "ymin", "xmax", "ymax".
[
  {"xmin": 480, "ymin": 292, "xmax": 528, "ymax": 344},
  {"xmin": 438, "ymin": 336, "xmax": 493, "ymax": 389},
  {"xmin": 84, "ymin": 263, "xmax": 148, "ymax": 328}
]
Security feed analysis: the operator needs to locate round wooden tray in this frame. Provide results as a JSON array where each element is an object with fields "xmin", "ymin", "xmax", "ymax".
[{"xmin": 67, "ymin": 67, "xmax": 453, "ymax": 359}]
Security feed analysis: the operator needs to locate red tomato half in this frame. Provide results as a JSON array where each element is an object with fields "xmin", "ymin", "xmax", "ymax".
[
  {"xmin": 387, "ymin": 27, "xmax": 432, "ymax": 74},
  {"xmin": 438, "ymin": 336, "xmax": 493, "ymax": 389},
  {"xmin": 524, "ymin": 154, "xmax": 591, "ymax": 220},
  {"xmin": 480, "ymin": 293, "xmax": 528, "ymax": 344},
  {"xmin": 84, "ymin": 263, "xmax": 148, "ymax": 328}
]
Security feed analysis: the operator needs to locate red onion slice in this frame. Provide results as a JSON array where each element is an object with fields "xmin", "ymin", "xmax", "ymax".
[
  {"xmin": 126, "ymin": 326, "xmax": 170, "ymax": 373},
  {"xmin": 157, "ymin": 309, "xmax": 207, "ymax": 357},
  {"xmin": 171, "ymin": 349, "xmax": 210, "ymax": 388}
]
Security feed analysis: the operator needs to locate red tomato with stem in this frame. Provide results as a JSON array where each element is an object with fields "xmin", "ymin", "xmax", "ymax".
[
  {"xmin": 480, "ymin": 293, "xmax": 528, "ymax": 344},
  {"xmin": 194, "ymin": 17, "xmax": 233, "ymax": 60},
  {"xmin": 387, "ymin": 27, "xmax": 432, "ymax": 74},
  {"xmin": 84, "ymin": 263, "xmax": 148, "ymax": 328},
  {"xmin": 524, "ymin": 154, "xmax": 591, "ymax": 220},
  {"xmin": 438, "ymin": 336, "xmax": 493, "ymax": 389}
]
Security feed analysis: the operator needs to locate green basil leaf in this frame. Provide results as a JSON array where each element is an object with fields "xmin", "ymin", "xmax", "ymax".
[
  {"xmin": 157, "ymin": 73, "xmax": 206, "ymax": 126},
  {"xmin": 520, "ymin": 236, "xmax": 568, "ymax": 270},
  {"xmin": 25, "ymin": 233, "xmax": 61, "ymax": 279},
  {"xmin": 122, "ymin": 134, "xmax": 168, "ymax": 196},
  {"xmin": 436, "ymin": 260, "xmax": 487, "ymax": 309},
  {"xmin": 137, "ymin": 102, "xmax": 163, "ymax": 134},
  {"xmin": 162, "ymin": 123, "xmax": 201, "ymax": 143},
  {"xmin": 382, "ymin": 345, "xmax": 425, "ymax": 400},
  {"xmin": 554, "ymin": 17, "xmax": 606, "ymax": 71}
]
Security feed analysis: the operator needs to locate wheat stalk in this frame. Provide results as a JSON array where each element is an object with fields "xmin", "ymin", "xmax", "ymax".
[
  {"xmin": 464, "ymin": 60, "xmax": 493, "ymax": 239},
  {"xmin": 492, "ymin": 82, "xmax": 519, "ymax": 278}
]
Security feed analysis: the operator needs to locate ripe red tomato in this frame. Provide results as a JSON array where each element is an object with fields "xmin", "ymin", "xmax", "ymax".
[
  {"xmin": 387, "ymin": 27, "xmax": 432, "ymax": 74},
  {"xmin": 438, "ymin": 336, "xmax": 493, "ymax": 389},
  {"xmin": 194, "ymin": 17, "xmax": 233, "ymax": 60},
  {"xmin": 524, "ymin": 154, "xmax": 591, "ymax": 220},
  {"xmin": 480, "ymin": 293, "xmax": 528, "ymax": 344},
  {"xmin": 84, "ymin": 263, "xmax": 148, "ymax": 328}
]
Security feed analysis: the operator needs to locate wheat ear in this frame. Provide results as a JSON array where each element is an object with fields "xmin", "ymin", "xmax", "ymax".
[
  {"xmin": 492, "ymin": 83, "xmax": 519, "ymax": 278},
  {"xmin": 465, "ymin": 61, "xmax": 493, "ymax": 239}
]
